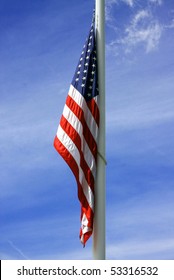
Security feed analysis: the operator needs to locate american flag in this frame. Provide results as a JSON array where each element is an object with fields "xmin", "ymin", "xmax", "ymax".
[{"xmin": 54, "ymin": 14, "xmax": 99, "ymax": 246}]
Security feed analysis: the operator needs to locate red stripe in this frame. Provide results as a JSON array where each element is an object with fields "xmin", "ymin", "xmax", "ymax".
[
  {"xmin": 54, "ymin": 135, "xmax": 93, "ymax": 244},
  {"xmin": 87, "ymin": 99, "xmax": 99, "ymax": 127},
  {"xmin": 66, "ymin": 95, "xmax": 98, "ymax": 162},
  {"xmin": 59, "ymin": 116, "xmax": 95, "ymax": 192}
]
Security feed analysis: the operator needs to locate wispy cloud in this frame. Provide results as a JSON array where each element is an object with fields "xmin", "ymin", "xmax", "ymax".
[
  {"xmin": 7, "ymin": 240, "xmax": 28, "ymax": 260},
  {"xmin": 107, "ymin": 77, "xmax": 174, "ymax": 131},
  {"xmin": 106, "ymin": 0, "xmax": 135, "ymax": 7},
  {"xmin": 37, "ymin": 247, "xmax": 93, "ymax": 260},
  {"xmin": 149, "ymin": 0, "xmax": 163, "ymax": 5},
  {"xmin": 107, "ymin": 238, "xmax": 174, "ymax": 259},
  {"xmin": 1, "ymin": 215, "xmax": 90, "ymax": 260},
  {"xmin": 107, "ymin": 9, "xmax": 163, "ymax": 55},
  {"xmin": 123, "ymin": 0, "xmax": 134, "ymax": 7},
  {"xmin": 165, "ymin": 18, "xmax": 174, "ymax": 29},
  {"xmin": 106, "ymin": 0, "xmax": 135, "ymax": 22},
  {"xmin": 106, "ymin": 186, "xmax": 174, "ymax": 259},
  {"xmin": 0, "ymin": 79, "xmax": 65, "ymax": 172},
  {"xmin": 121, "ymin": 11, "xmax": 162, "ymax": 53},
  {"xmin": 106, "ymin": 0, "xmax": 117, "ymax": 22},
  {"xmin": 105, "ymin": 0, "xmax": 174, "ymax": 56}
]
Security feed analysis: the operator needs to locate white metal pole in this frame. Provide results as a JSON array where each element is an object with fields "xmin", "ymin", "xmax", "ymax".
[{"xmin": 93, "ymin": 0, "xmax": 106, "ymax": 260}]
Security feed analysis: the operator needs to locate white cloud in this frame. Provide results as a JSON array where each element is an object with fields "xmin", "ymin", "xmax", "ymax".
[
  {"xmin": 106, "ymin": 0, "xmax": 117, "ymax": 22},
  {"xmin": 149, "ymin": 0, "xmax": 163, "ymax": 5},
  {"xmin": 106, "ymin": 186, "xmax": 174, "ymax": 259},
  {"xmin": 106, "ymin": 0, "xmax": 163, "ymax": 8},
  {"xmin": 106, "ymin": 0, "xmax": 167, "ymax": 55},
  {"xmin": 132, "ymin": 9, "xmax": 149, "ymax": 25},
  {"xmin": 106, "ymin": 0, "xmax": 135, "ymax": 22},
  {"xmin": 107, "ymin": 11, "xmax": 163, "ymax": 55},
  {"xmin": 165, "ymin": 18, "xmax": 174, "ymax": 29},
  {"xmin": 7, "ymin": 240, "xmax": 28, "ymax": 260},
  {"xmin": 39, "ymin": 248, "xmax": 92, "ymax": 260},
  {"xmin": 107, "ymin": 238, "xmax": 174, "ymax": 259},
  {"xmin": 107, "ymin": 105, "xmax": 174, "ymax": 131},
  {"xmin": 123, "ymin": 0, "xmax": 134, "ymax": 7},
  {"xmin": 106, "ymin": 0, "xmax": 135, "ymax": 6},
  {"xmin": 1, "ymin": 214, "xmax": 91, "ymax": 260},
  {"xmin": 119, "ymin": 10, "xmax": 163, "ymax": 53},
  {"xmin": 106, "ymin": 0, "xmax": 117, "ymax": 5},
  {"xmin": 107, "ymin": 73, "xmax": 174, "ymax": 132}
]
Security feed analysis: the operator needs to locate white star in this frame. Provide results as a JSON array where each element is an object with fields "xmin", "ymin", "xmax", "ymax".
[{"xmin": 81, "ymin": 83, "xmax": 85, "ymax": 87}]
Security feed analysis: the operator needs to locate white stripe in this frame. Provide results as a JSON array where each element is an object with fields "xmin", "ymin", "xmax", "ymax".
[
  {"xmin": 57, "ymin": 125, "xmax": 94, "ymax": 210},
  {"xmin": 63, "ymin": 104, "xmax": 83, "ymax": 137},
  {"xmin": 93, "ymin": 95, "xmax": 99, "ymax": 106},
  {"xmin": 81, "ymin": 213, "xmax": 92, "ymax": 235},
  {"xmin": 62, "ymin": 104, "xmax": 96, "ymax": 177},
  {"xmin": 57, "ymin": 125, "xmax": 80, "ymax": 163},
  {"xmin": 68, "ymin": 85, "xmax": 99, "ymax": 141}
]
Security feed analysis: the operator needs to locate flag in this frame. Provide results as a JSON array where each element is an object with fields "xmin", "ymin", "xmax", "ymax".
[{"xmin": 54, "ymin": 13, "xmax": 99, "ymax": 246}]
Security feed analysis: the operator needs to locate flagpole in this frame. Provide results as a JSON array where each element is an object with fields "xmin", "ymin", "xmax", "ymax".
[{"xmin": 93, "ymin": 0, "xmax": 106, "ymax": 260}]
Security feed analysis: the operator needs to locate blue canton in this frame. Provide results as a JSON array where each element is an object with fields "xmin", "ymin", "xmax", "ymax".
[{"xmin": 72, "ymin": 21, "xmax": 99, "ymax": 102}]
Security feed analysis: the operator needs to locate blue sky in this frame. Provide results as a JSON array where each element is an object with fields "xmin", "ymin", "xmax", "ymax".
[{"xmin": 1, "ymin": 0, "xmax": 174, "ymax": 260}]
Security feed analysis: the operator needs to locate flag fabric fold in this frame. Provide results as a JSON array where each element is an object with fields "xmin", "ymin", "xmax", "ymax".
[{"xmin": 54, "ymin": 13, "xmax": 99, "ymax": 246}]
